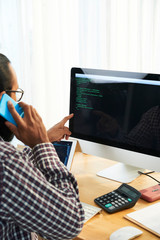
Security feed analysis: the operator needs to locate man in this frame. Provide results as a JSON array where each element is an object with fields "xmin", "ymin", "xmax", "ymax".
[{"xmin": 0, "ymin": 53, "xmax": 84, "ymax": 240}]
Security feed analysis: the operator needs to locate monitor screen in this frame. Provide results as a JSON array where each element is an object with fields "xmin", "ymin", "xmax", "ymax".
[
  {"xmin": 69, "ymin": 68, "xmax": 160, "ymax": 180},
  {"xmin": 70, "ymin": 68, "xmax": 160, "ymax": 157}
]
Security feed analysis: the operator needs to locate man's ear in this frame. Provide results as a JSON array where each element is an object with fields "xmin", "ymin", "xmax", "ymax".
[{"xmin": 0, "ymin": 91, "xmax": 6, "ymax": 101}]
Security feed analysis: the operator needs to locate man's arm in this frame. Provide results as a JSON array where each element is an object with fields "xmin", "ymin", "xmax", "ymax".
[
  {"xmin": 0, "ymin": 141, "xmax": 84, "ymax": 240},
  {"xmin": 2, "ymin": 101, "xmax": 84, "ymax": 239}
]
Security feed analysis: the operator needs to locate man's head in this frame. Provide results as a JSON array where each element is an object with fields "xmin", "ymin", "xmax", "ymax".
[{"xmin": 0, "ymin": 53, "xmax": 19, "ymax": 141}]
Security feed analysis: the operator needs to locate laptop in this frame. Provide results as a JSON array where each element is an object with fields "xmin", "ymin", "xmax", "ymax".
[{"xmin": 52, "ymin": 139, "xmax": 77, "ymax": 170}]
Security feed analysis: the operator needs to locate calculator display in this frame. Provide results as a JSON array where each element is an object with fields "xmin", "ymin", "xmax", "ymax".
[{"xmin": 120, "ymin": 185, "xmax": 138, "ymax": 198}]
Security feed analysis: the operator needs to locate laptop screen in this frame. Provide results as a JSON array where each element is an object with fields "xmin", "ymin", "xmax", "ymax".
[{"xmin": 52, "ymin": 140, "xmax": 77, "ymax": 170}]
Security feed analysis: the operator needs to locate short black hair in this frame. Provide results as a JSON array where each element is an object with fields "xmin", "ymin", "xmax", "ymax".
[
  {"xmin": 0, "ymin": 53, "xmax": 12, "ymax": 92},
  {"xmin": 0, "ymin": 54, "xmax": 14, "ymax": 142}
]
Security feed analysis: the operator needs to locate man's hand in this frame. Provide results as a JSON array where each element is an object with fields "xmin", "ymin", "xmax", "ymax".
[
  {"xmin": 5, "ymin": 101, "xmax": 49, "ymax": 148},
  {"xmin": 47, "ymin": 113, "xmax": 74, "ymax": 142}
]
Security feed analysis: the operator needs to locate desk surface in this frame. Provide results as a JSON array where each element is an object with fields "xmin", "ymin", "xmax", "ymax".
[{"xmin": 71, "ymin": 151, "xmax": 160, "ymax": 240}]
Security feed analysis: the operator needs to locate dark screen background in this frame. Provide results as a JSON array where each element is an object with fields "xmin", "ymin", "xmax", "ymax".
[{"xmin": 70, "ymin": 68, "xmax": 160, "ymax": 157}]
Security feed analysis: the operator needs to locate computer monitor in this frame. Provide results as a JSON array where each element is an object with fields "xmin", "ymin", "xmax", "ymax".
[{"xmin": 69, "ymin": 67, "xmax": 160, "ymax": 183}]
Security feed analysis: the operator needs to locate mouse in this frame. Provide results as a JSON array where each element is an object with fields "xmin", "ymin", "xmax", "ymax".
[{"xmin": 109, "ymin": 226, "xmax": 143, "ymax": 240}]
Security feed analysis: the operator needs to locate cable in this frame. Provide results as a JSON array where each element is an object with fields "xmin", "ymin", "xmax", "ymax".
[{"xmin": 138, "ymin": 171, "xmax": 160, "ymax": 184}]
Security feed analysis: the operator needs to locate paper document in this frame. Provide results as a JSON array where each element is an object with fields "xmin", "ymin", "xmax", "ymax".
[{"xmin": 124, "ymin": 202, "xmax": 160, "ymax": 237}]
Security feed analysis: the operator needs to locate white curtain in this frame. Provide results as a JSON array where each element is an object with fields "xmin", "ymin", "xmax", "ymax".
[{"xmin": 0, "ymin": 0, "xmax": 160, "ymax": 129}]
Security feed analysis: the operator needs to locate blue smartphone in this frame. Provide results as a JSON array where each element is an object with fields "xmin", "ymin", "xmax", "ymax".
[{"xmin": 0, "ymin": 93, "xmax": 24, "ymax": 126}]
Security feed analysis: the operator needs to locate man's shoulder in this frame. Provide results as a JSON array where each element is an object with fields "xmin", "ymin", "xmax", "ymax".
[
  {"xmin": 0, "ymin": 138, "xmax": 19, "ymax": 159},
  {"xmin": 0, "ymin": 139, "xmax": 33, "ymax": 172}
]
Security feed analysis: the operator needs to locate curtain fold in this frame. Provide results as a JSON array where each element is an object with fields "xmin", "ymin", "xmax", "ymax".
[{"xmin": 0, "ymin": 0, "xmax": 160, "ymax": 128}]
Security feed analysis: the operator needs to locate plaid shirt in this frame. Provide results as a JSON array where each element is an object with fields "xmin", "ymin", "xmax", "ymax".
[{"xmin": 0, "ymin": 138, "xmax": 84, "ymax": 240}]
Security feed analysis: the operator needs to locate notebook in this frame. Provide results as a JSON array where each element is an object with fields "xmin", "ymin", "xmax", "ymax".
[{"xmin": 124, "ymin": 202, "xmax": 160, "ymax": 237}]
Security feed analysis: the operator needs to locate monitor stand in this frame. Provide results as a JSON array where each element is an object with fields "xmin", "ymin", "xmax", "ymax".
[{"xmin": 97, "ymin": 163, "xmax": 144, "ymax": 183}]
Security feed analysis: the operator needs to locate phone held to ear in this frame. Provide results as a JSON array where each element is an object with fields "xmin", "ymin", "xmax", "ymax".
[{"xmin": 0, "ymin": 93, "xmax": 24, "ymax": 126}]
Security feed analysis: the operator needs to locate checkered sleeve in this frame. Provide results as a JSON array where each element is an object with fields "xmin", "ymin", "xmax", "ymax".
[{"xmin": 0, "ymin": 141, "xmax": 84, "ymax": 240}]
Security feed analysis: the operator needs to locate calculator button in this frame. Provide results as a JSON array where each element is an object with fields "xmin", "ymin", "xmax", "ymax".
[
  {"xmin": 105, "ymin": 203, "xmax": 112, "ymax": 208},
  {"xmin": 128, "ymin": 198, "xmax": 132, "ymax": 202},
  {"xmin": 108, "ymin": 206, "xmax": 115, "ymax": 210}
]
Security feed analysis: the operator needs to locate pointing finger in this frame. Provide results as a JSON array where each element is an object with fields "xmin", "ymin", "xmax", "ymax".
[{"xmin": 61, "ymin": 113, "xmax": 74, "ymax": 125}]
